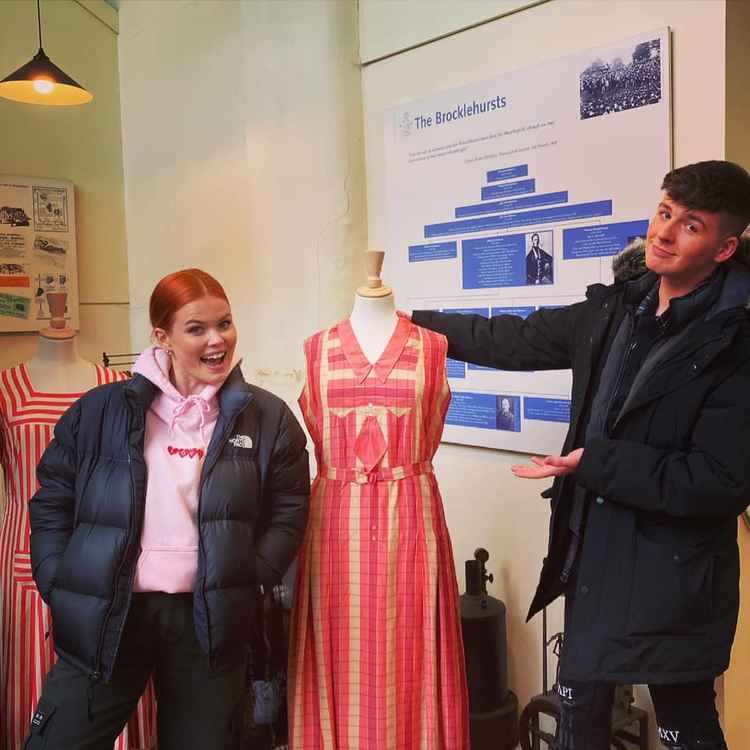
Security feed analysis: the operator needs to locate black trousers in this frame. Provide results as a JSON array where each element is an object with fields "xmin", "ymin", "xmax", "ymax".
[
  {"xmin": 553, "ymin": 678, "xmax": 728, "ymax": 750},
  {"xmin": 24, "ymin": 593, "xmax": 247, "ymax": 750}
]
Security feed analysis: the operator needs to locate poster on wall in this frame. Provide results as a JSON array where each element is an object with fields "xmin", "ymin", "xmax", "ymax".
[
  {"xmin": 0, "ymin": 176, "xmax": 79, "ymax": 332},
  {"xmin": 384, "ymin": 29, "xmax": 671, "ymax": 454}
]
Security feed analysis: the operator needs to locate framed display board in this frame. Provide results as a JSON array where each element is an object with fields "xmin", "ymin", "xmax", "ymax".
[
  {"xmin": 380, "ymin": 29, "xmax": 671, "ymax": 454},
  {"xmin": 0, "ymin": 175, "xmax": 79, "ymax": 332}
]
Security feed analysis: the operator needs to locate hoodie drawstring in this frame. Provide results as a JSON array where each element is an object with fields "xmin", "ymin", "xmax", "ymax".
[{"xmin": 169, "ymin": 395, "xmax": 213, "ymax": 445}]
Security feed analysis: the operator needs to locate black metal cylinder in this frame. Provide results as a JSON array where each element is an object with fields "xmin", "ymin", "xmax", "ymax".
[{"xmin": 460, "ymin": 592, "xmax": 509, "ymax": 713}]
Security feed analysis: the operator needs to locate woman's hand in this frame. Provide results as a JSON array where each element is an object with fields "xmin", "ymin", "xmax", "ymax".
[{"xmin": 511, "ymin": 447, "xmax": 584, "ymax": 479}]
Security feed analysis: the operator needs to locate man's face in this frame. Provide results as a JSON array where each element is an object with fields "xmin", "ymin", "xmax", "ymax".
[{"xmin": 645, "ymin": 192, "xmax": 737, "ymax": 286}]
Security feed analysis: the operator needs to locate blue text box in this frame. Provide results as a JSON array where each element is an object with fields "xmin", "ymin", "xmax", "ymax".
[
  {"xmin": 445, "ymin": 358, "xmax": 466, "ymax": 379},
  {"xmin": 446, "ymin": 391, "xmax": 520, "ymax": 431},
  {"xmin": 563, "ymin": 220, "xmax": 649, "ymax": 259},
  {"xmin": 491, "ymin": 306, "xmax": 536, "ymax": 319},
  {"xmin": 486, "ymin": 164, "xmax": 528, "ymax": 182},
  {"xmin": 409, "ymin": 241, "xmax": 458, "ymax": 262},
  {"xmin": 462, "ymin": 234, "xmax": 526, "ymax": 289},
  {"xmin": 456, "ymin": 191, "xmax": 568, "ymax": 218},
  {"xmin": 425, "ymin": 200, "xmax": 613, "ymax": 239},
  {"xmin": 524, "ymin": 397, "xmax": 571, "ymax": 424},
  {"xmin": 442, "ymin": 307, "xmax": 489, "ymax": 317},
  {"xmin": 481, "ymin": 178, "xmax": 536, "ymax": 201}
]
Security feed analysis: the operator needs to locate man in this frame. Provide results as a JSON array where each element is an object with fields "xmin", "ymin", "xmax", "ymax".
[
  {"xmin": 413, "ymin": 161, "xmax": 750, "ymax": 750},
  {"xmin": 526, "ymin": 232, "xmax": 554, "ymax": 284}
]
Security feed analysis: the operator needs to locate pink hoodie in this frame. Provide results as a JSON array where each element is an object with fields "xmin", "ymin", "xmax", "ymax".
[{"xmin": 131, "ymin": 346, "xmax": 225, "ymax": 593}]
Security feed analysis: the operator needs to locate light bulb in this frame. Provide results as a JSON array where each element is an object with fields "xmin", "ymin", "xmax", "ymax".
[{"xmin": 33, "ymin": 78, "xmax": 54, "ymax": 94}]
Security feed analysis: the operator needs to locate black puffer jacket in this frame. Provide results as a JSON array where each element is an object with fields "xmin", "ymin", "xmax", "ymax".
[
  {"xmin": 29, "ymin": 365, "xmax": 309, "ymax": 682},
  {"xmin": 414, "ymin": 264, "xmax": 750, "ymax": 683}
]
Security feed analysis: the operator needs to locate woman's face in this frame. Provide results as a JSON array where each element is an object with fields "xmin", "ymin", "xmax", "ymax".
[{"xmin": 155, "ymin": 294, "xmax": 237, "ymax": 395}]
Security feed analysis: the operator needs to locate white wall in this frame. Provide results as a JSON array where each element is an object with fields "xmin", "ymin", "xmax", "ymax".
[
  {"xmin": 361, "ymin": 0, "xmax": 726, "ymax": 740},
  {"xmin": 118, "ymin": 0, "xmax": 366, "ymax": 407}
]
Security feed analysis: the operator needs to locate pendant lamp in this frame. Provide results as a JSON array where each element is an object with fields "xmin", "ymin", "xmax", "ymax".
[{"xmin": 0, "ymin": 0, "xmax": 93, "ymax": 106}]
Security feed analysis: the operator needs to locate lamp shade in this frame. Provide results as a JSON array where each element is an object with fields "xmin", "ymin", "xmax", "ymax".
[{"xmin": 0, "ymin": 48, "xmax": 93, "ymax": 106}]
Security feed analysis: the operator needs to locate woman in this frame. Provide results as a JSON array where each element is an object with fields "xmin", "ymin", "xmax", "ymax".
[{"xmin": 25, "ymin": 268, "xmax": 310, "ymax": 749}]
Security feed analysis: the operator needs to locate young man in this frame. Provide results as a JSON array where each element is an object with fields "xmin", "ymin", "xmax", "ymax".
[{"xmin": 413, "ymin": 160, "xmax": 750, "ymax": 750}]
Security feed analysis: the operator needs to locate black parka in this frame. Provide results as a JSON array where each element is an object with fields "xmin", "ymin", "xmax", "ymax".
[
  {"xmin": 413, "ymin": 264, "xmax": 750, "ymax": 684},
  {"xmin": 29, "ymin": 365, "xmax": 309, "ymax": 682}
]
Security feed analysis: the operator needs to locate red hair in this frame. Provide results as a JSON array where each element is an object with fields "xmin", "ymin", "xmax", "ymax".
[{"xmin": 149, "ymin": 268, "xmax": 229, "ymax": 331}]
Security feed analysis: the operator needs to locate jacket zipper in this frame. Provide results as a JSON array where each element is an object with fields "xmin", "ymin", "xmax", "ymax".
[
  {"xmin": 92, "ymin": 407, "xmax": 145, "ymax": 682},
  {"xmin": 196, "ymin": 409, "xmax": 244, "ymax": 667}
]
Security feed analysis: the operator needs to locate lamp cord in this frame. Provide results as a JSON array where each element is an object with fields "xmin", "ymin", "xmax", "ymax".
[{"xmin": 36, "ymin": 0, "xmax": 43, "ymax": 50}]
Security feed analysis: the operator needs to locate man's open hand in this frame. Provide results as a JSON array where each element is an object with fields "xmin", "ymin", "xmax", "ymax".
[{"xmin": 511, "ymin": 447, "xmax": 584, "ymax": 479}]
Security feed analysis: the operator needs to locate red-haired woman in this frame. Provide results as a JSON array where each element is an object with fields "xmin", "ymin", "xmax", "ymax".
[{"xmin": 24, "ymin": 269, "xmax": 310, "ymax": 749}]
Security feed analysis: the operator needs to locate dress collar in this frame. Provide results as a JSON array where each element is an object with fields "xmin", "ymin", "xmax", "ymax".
[{"xmin": 337, "ymin": 315, "xmax": 412, "ymax": 384}]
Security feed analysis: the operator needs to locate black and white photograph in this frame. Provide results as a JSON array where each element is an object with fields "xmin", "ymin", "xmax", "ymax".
[
  {"xmin": 33, "ymin": 186, "xmax": 69, "ymax": 232},
  {"xmin": 0, "ymin": 206, "xmax": 30, "ymax": 227},
  {"xmin": 33, "ymin": 235, "xmax": 68, "ymax": 269},
  {"xmin": 495, "ymin": 394, "xmax": 520, "ymax": 432},
  {"xmin": 579, "ymin": 38, "xmax": 661, "ymax": 120},
  {"xmin": 525, "ymin": 230, "xmax": 554, "ymax": 285}
]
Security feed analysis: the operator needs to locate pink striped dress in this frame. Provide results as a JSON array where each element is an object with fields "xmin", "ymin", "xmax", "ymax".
[
  {"xmin": 289, "ymin": 316, "xmax": 470, "ymax": 750},
  {"xmin": 0, "ymin": 363, "xmax": 156, "ymax": 750}
]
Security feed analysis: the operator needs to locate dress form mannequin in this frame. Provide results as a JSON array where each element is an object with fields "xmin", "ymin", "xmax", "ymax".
[
  {"xmin": 25, "ymin": 292, "xmax": 97, "ymax": 393},
  {"xmin": 349, "ymin": 250, "xmax": 398, "ymax": 364},
  {"xmin": 25, "ymin": 333, "xmax": 98, "ymax": 393}
]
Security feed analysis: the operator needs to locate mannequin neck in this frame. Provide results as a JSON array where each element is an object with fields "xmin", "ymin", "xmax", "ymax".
[
  {"xmin": 349, "ymin": 292, "xmax": 397, "ymax": 364},
  {"xmin": 26, "ymin": 334, "xmax": 97, "ymax": 393}
]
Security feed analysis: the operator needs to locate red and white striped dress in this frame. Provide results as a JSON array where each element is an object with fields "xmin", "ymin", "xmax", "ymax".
[
  {"xmin": 289, "ymin": 316, "xmax": 470, "ymax": 750},
  {"xmin": 0, "ymin": 363, "xmax": 156, "ymax": 750}
]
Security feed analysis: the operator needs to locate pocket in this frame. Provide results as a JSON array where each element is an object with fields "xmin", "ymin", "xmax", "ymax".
[
  {"xmin": 626, "ymin": 532, "xmax": 714, "ymax": 637},
  {"xmin": 24, "ymin": 697, "xmax": 58, "ymax": 747}
]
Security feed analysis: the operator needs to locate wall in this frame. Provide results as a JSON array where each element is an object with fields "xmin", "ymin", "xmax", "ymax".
[
  {"xmin": 118, "ymin": 0, "xmax": 366, "ymax": 409},
  {"xmin": 359, "ymin": 0, "xmax": 543, "ymax": 63},
  {"xmin": 361, "ymin": 0, "xmax": 727, "ymax": 742},
  {"xmin": 0, "ymin": 0, "xmax": 130, "ymax": 369},
  {"xmin": 721, "ymin": 5, "xmax": 750, "ymax": 746}
]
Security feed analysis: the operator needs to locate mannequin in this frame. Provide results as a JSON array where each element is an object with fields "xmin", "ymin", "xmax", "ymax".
[
  {"xmin": 291, "ymin": 250, "xmax": 470, "ymax": 749},
  {"xmin": 25, "ymin": 332, "xmax": 98, "ymax": 393},
  {"xmin": 349, "ymin": 249, "xmax": 398, "ymax": 364},
  {"xmin": 25, "ymin": 292, "xmax": 97, "ymax": 392}
]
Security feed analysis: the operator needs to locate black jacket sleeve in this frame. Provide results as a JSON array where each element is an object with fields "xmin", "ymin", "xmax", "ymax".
[
  {"xmin": 412, "ymin": 304, "xmax": 583, "ymax": 371},
  {"xmin": 577, "ymin": 362, "xmax": 750, "ymax": 519},
  {"xmin": 255, "ymin": 403, "xmax": 310, "ymax": 586},
  {"xmin": 29, "ymin": 399, "xmax": 81, "ymax": 603}
]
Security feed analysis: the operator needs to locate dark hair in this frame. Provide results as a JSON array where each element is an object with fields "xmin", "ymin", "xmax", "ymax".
[
  {"xmin": 149, "ymin": 268, "xmax": 229, "ymax": 331},
  {"xmin": 661, "ymin": 160, "xmax": 750, "ymax": 237}
]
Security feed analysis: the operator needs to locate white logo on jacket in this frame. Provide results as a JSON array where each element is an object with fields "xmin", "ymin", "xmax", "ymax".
[
  {"xmin": 658, "ymin": 728, "xmax": 680, "ymax": 743},
  {"xmin": 229, "ymin": 434, "xmax": 253, "ymax": 449}
]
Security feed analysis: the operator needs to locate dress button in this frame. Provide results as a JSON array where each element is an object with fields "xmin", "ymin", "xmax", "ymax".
[
  {"xmin": 371, "ymin": 525, "xmax": 377, "ymax": 531},
  {"xmin": 673, "ymin": 554, "xmax": 681, "ymax": 562},
  {"xmin": 371, "ymin": 536, "xmax": 377, "ymax": 542},
  {"xmin": 595, "ymin": 496, "xmax": 604, "ymax": 505},
  {"xmin": 580, "ymin": 585, "xmax": 590, "ymax": 596}
]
